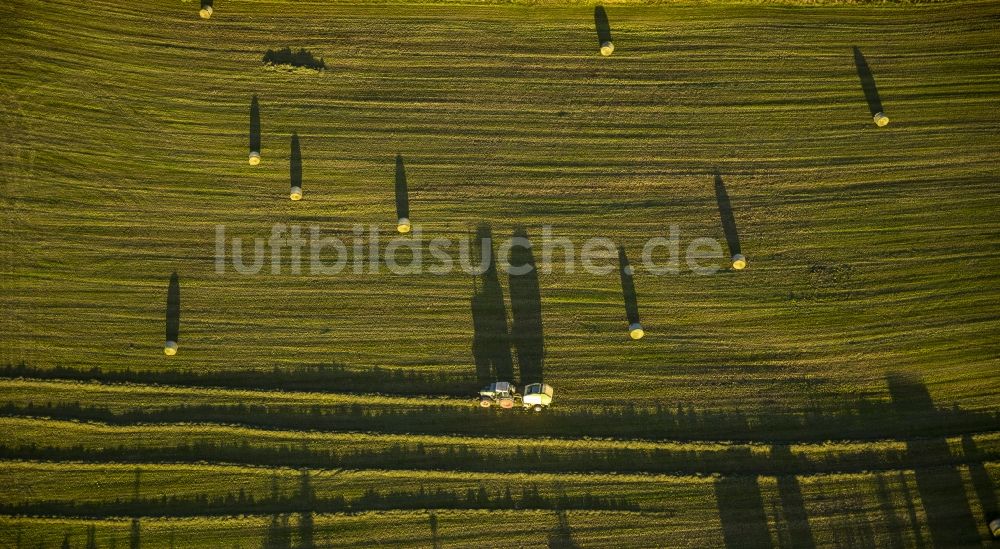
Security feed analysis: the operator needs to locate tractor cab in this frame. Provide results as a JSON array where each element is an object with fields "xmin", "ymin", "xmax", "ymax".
[
  {"xmin": 521, "ymin": 383, "xmax": 554, "ymax": 411},
  {"xmin": 479, "ymin": 381, "xmax": 518, "ymax": 409}
]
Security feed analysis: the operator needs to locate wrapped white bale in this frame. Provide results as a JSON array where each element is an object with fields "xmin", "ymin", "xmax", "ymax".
[
  {"xmin": 397, "ymin": 217, "xmax": 411, "ymax": 234},
  {"xmin": 731, "ymin": 254, "xmax": 747, "ymax": 270},
  {"xmin": 600, "ymin": 41, "xmax": 614, "ymax": 56},
  {"xmin": 628, "ymin": 322, "xmax": 644, "ymax": 340},
  {"xmin": 873, "ymin": 112, "xmax": 889, "ymax": 127},
  {"xmin": 249, "ymin": 152, "xmax": 261, "ymax": 166},
  {"xmin": 164, "ymin": 340, "xmax": 178, "ymax": 356},
  {"xmin": 199, "ymin": 5, "xmax": 213, "ymax": 18},
  {"xmin": 990, "ymin": 518, "xmax": 1000, "ymax": 538},
  {"xmin": 290, "ymin": 186, "xmax": 302, "ymax": 201}
]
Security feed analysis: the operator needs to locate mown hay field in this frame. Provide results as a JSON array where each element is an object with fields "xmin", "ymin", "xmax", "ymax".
[{"xmin": 1, "ymin": 0, "xmax": 998, "ymax": 546}]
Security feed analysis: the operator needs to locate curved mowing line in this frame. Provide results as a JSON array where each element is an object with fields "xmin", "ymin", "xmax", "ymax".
[
  {"xmin": 0, "ymin": 457, "xmax": 715, "ymax": 484},
  {"xmin": 0, "ymin": 378, "xmax": 470, "ymax": 409},
  {"xmin": 3, "ymin": 393, "xmax": 999, "ymax": 445},
  {"xmin": 5, "ymin": 406, "xmax": 1000, "ymax": 448},
  {"xmin": 1, "ymin": 417, "xmax": 996, "ymax": 476}
]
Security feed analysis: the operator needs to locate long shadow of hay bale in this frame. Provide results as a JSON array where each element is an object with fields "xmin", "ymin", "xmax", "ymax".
[
  {"xmin": 508, "ymin": 227, "xmax": 544, "ymax": 385},
  {"xmin": 249, "ymin": 95, "xmax": 261, "ymax": 164},
  {"xmin": 617, "ymin": 246, "xmax": 642, "ymax": 339},
  {"xmin": 290, "ymin": 132, "xmax": 302, "ymax": 199},
  {"xmin": 199, "ymin": 0, "xmax": 213, "ymax": 19},
  {"xmin": 395, "ymin": 154, "xmax": 410, "ymax": 232},
  {"xmin": 853, "ymin": 46, "xmax": 888, "ymax": 125},
  {"xmin": 594, "ymin": 6, "xmax": 614, "ymax": 55},
  {"xmin": 714, "ymin": 170, "xmax": 745, "ymax": 269},
  {"xmin": 164, "ymin": 273, "xmax": 180, "ymax": 354}
]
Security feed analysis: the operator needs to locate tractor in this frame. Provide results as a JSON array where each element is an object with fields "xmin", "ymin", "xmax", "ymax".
[
  {"xmin": 478, "ymin": 382, "xmax": 554, "ymax": 411},
  {"xmin": 478, "ymin": 381, "xmax": 519, "ymax": 409}
]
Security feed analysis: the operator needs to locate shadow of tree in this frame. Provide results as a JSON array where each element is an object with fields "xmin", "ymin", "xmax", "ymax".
[
  {"xmin": 129, "ymin": 518, "xmax": 140, "ymax": 549},
  {"xmin": 470, "ymin": 224, "xmax": 514, "ymax": 385},
  {"xmin": 715, "ymin": 475, "xmax": 771, "ymax": 548},
  {"xmin": 547, "ymin": 510, "xmax": 579, "ymax": 549},
  {"xmin": 296, "ymin": 470, "xmax": 315, "ymax": 549},
  {"xmin": 5, "ymin": 368, "xmax": 999, "ymax": 449},
  {"xmin": 896, "ymin": 469, "xmax": 928, "ymax": 549},
  {"xmin": 263, "ymin": 514, "xmax": 291, "ymax": 549},
  {"xmin": 887, "ymin": 372, "xmax": 980, "ymax": 547},
  {"xmin": 827, "ymin": 489, "xmax": 876, "ymax": 547},
  {"xmin": 874, "ymin": 474, "xmax": 908, "ymax": 549},
  {"xmin": 132, "ymin": 467, "xmax": 142, "ymax": 501},
  {"xmin": 771, "ymin": 445, "xmax": 814, "ymax": 549},
  {"xmin": 263, "ymin": 48, "xmax": 325, "ymax": 71},
  {"xmin": 3, "ymin": 375, "xmax": 996, "ymax": 546},
  {"xmin": 962, "ymin": 434, "xmax": 997, "ymax": 524},
  {"xmin": 0, "ymin": 363, "xmax": 478, "ymax": 397},
  {"xmin": 11, "ymin": 404, "xmax": 994, "ymax": 480},
  {"xmin": 508, "ymin": 227, "xmax": 544, "ymax": 385},
  {"xmin": 3, "ymin": 480, "xmax": 640, "ymax": 518},
  {"xmin": 429, "ymin": 512, "xmax": 441, "ymax": 549}
]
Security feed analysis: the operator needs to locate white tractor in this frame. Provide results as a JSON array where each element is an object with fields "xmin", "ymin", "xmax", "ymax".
[{"xmin": 478, "ymin": 382, "xmax": 553, "ymax": 411}]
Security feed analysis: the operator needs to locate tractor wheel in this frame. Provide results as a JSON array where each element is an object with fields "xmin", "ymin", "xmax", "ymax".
[
  {"xmin": 479, "ymin": 398, "xmax": 492, "ymax": 408},
  {"xmin": 533, "ymin": 404, "xmax": 543, "ymax": 412},
  {"xmin": 499, "ymin": 398, "xmax": 515, "ymax": 409}
]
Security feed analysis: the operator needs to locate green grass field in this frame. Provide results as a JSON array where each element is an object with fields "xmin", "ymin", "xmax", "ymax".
[{"xmin": 1, "ymin": 0, "xmax": 998, "ymax": 546}]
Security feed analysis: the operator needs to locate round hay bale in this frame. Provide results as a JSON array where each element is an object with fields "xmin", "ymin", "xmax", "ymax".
[
  {"xmin": 248, "ymin": 152, "xmax": 261, "ymax": 166},
  {"xmin": 990, "ymin": 518, "xmax": 1000, "ymax": 538},
  {"xmin": 199, "ymin": 5, "xmax": 213, "ymax": 19},
  {"xmin": 164, "ymin": 341, "xmax": 178, "ymax": 356},
  {"xmin": 600, "ymin": 41, "xmax": 614, "ymax": 56},
  {"xmin": 290, "ymin": 186, "xmax": 302, "ymax": 201},
  {"xmin": 628, "ymin": 322, "xmax": 644, "ymax": 340},
  {"xmin": 873, "ymin": 112, "xmax": 889, "ymax": 127},
  {"xmin": 397, "ymin": 217, "xmax": 411, "ymax": 234},
  {"xmin": 731, "ymin": 254, "xmax": 747, "ymax": 270}
]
